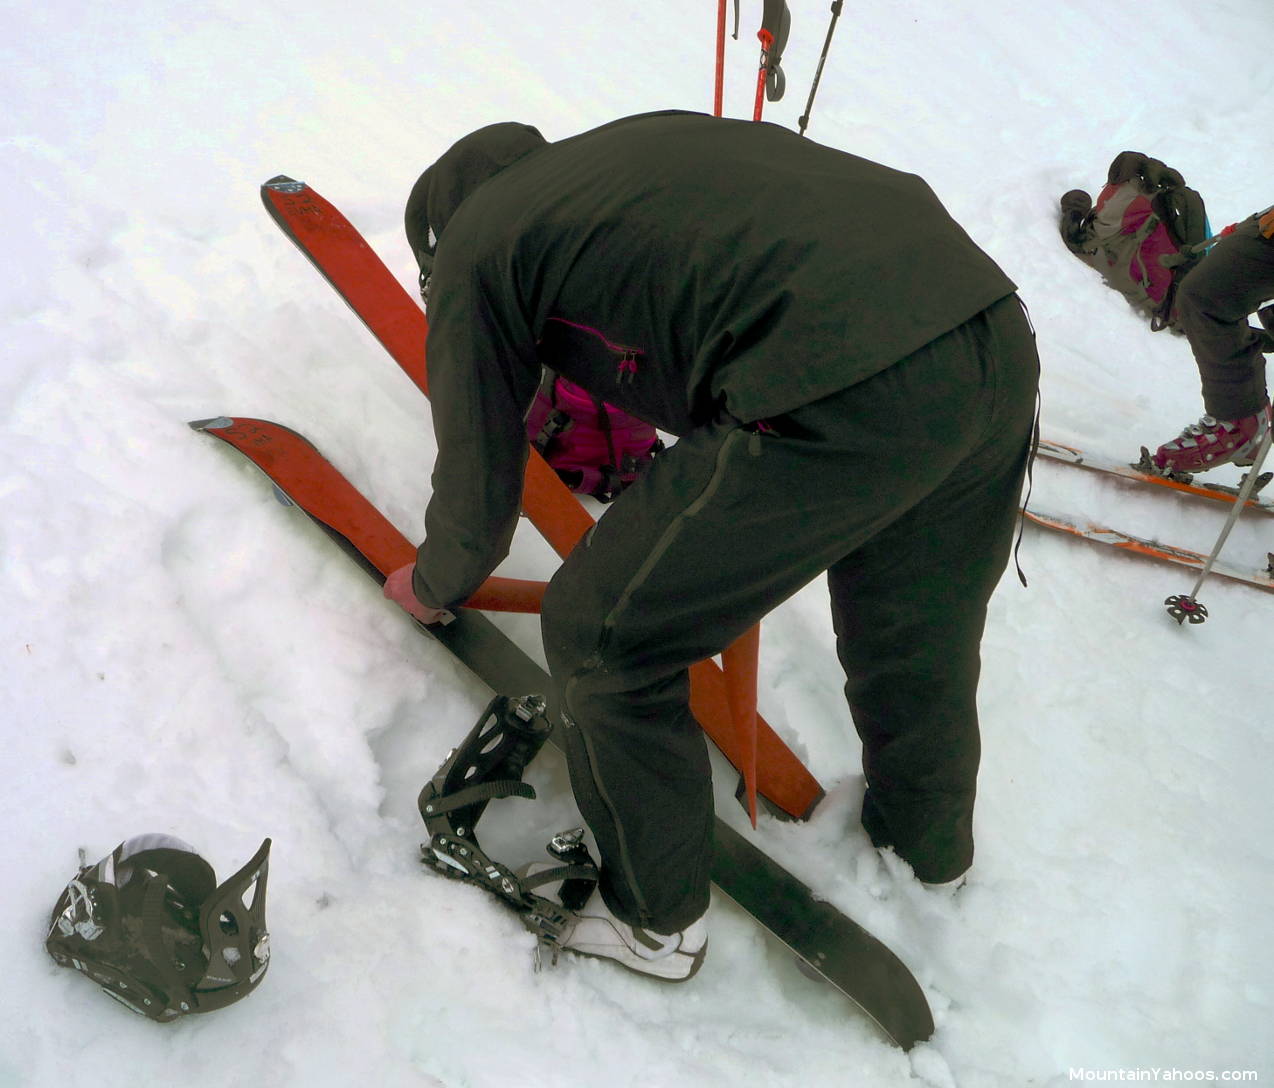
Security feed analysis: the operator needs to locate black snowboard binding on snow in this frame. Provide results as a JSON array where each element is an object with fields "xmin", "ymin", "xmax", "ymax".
[
  {"xmin": 418, "ymin": 694, "xmax": 599, "ymax": 964},
  {"xmin": 45, "ymin": 835, "xmax": 272, "ymax": 1021}
]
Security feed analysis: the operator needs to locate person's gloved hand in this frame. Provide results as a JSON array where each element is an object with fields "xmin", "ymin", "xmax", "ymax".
[{"xmin": 383, "ymin": 563, "xmax": 453, "ymax": 625}]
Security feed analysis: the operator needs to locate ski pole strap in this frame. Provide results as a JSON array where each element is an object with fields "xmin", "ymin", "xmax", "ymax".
[
  {"xmin": 762, "ymin": 0, "xmax": 790, "ymax": 101},
  {"xmin": 753, "ymin": 0, "xmax": 790, "ymax": 120}
]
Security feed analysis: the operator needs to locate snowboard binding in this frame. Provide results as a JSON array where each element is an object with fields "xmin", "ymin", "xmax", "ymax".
[
  {"xmin": 45, "ymin": 834, "xmax": 271, "ymax": 1021},
  {"xmin": 418, "ymin": 695, "xmax": 599, "ymax": 964}
]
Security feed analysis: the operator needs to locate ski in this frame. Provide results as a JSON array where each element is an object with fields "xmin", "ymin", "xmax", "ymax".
[
  {"xmin": 1024, "ymin": 505, "xmax": 1274, "ymax": 594},
  {"xmin": 190, "ymin": 414, "xmax": 935, "ymax": 1051},
  {"xmin": 1036, "ymin": 438, "xmax": 1274, "ymax": 515},
  {"xmin": 258, "ymin": 173, "xmax": 824, "ymax": 821}
]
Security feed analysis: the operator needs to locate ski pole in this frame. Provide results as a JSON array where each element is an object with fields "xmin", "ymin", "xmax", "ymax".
[
  {"xmin": 1165, "ymin": 408, "xmax": 1274, "ymax": 625},
  {"xmin": 798, "ymin": 0, "xmax": 844, "ymax": 136},
  {"xmin": 1195, "ymin": 207, "xmax": 1274, "ymax": 253},
  {"xmin": 1164, "ymin": 208, "xmax": 1274, "ymax": 266},
  {"xmin": 1158, "ymin": 227, "xmax": 1236, "ymax": 271},
  {"xmin": 713, "ymin": 0, "xmax": 741, "ymax": 117}
]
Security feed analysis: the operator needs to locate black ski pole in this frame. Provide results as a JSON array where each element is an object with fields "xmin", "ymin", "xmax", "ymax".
[
  {"xmin": 798, "ymin": 0, "xmax": 844, "ymax": 136},
  {"xmin": 1165, "ymin": 411, "xmax": 1274, "ymax": 625}
]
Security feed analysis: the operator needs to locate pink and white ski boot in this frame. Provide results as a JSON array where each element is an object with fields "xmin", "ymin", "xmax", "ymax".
[{"xmin": 1150, "ymin": 404, "xmax": 1271, "ymax": 475}]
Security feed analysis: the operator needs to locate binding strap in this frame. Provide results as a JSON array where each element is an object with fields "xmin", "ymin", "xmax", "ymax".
[{"xmin": 417, "ymin": 696, "xmax": 600, "ymax": 964}]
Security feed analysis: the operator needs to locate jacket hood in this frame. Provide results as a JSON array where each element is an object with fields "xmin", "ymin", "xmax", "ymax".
[{"xmin": 404, "ymin": 122, "xmax": 547, "ymax": 270}]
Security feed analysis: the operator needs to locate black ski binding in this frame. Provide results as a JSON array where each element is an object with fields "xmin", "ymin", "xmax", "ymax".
[
  {"xmin": 1197, "ymin": 468, "xmax": 1274, "ymax": 499},
  {"xmin": 1134, "ymin": 446, "xmax": 1193, "ymax": 483},
  {"xmin": 1165, "ymin": 594, "xmax": 1208, "ymax": 625},
  {"xmin": 1240, "ymin": 470, "xmax": 1273, "ymax": 496},
  {"xmin": 1135, "ymin": 447, "xmax": 1273, "ymax": 496},
  {"xmin": 418, "ymin": 695, "xmax": 599, "ymax": 966}
]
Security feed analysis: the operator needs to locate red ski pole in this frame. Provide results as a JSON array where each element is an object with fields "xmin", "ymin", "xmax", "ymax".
[
  {"xmin": 752, "ymin": 0, "xmax": 790, "ymax": 121},
  {"xmin": 752, "ymin": 28, "xmax": 775, "ymax": 121},
  {"xmin": 714, "ymin": 0, "xmax": 727, "ymax": 115}
]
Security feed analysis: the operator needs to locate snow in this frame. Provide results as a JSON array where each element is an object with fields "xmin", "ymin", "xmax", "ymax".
[{"xmin": 3, "ymin": 1, "xmax": 1272, "ymax": 1084}]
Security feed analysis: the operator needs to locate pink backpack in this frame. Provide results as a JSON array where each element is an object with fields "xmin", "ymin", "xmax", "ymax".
[
  {"xmin": 525, "ymin": 371, "xmax": 662, "ymax": 502},
  {"xmin": 1060, "ymin": 151, "xmax": 1209, "ymax": 330}
]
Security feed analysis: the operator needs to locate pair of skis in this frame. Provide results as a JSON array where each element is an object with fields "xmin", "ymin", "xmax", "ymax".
[
  {"xmin": 1028, "ymin": 439, "xmax": 1274, "ymax": 600},
  {"xmin": 193, "ymin": 179, "xmax": 935, "ymax": 1049}
]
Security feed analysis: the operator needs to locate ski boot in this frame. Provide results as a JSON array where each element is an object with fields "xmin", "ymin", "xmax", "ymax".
[{"xmin": 1147, "ymin": 405, "xmax": 1270, "ymax": 476}]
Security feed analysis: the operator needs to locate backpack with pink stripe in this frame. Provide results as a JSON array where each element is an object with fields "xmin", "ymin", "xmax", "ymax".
[
  {"xmin": 525, "ymin": 370, "xmax": 663, "ymax": 503},
  {"xmin": 1059, "ymin": 151, "xmax": 1209, "ymax": 331}
]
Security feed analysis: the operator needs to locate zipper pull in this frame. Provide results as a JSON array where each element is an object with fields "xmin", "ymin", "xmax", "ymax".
[{"xmin": 616, "ymin": 350, "xmax": 638, "ymax": 384}]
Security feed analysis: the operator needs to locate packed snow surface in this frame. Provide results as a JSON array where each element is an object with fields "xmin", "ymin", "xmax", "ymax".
[{"xmin": 3, "ymin": 2, "xmax": 1272, "ymax": 1085}]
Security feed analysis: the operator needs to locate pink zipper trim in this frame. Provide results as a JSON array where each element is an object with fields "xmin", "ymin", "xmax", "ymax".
[{"xmin": 545, "ymin": 317, "xmax": 643, "ymax": 383}]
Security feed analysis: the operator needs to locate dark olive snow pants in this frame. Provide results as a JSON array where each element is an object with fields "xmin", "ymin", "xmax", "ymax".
[
  {"xmin": 1177, "ymin": 221, "xmax": 1274, "ymax": 420},
  {"xmin": 541, "ymin": 294, "xmax": 1040, "ymax": 932}
]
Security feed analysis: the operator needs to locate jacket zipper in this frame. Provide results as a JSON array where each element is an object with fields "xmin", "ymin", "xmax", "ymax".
[{"xmin": 544, "ymin": 317, "xmax": 643, "ymax": 385}]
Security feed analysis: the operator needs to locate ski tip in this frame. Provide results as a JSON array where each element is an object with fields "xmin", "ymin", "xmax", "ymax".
[
  {"xmin": 263, "ymin": 175, "xmax": 306, "ymax": 194},
  {"xmin": 188, "ymin": 416, "xmax": 235, "ymax": 433}
]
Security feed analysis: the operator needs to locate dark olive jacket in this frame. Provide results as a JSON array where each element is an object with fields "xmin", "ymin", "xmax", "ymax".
[{"xmin": 412, "ymin": 110, "xmax": 1016, "ymax": 608}]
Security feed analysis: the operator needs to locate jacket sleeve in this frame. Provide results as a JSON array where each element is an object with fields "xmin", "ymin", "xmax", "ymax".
[{"xmin": 411, "ymin": 257, "xmax": 539, "ymax": 610}]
